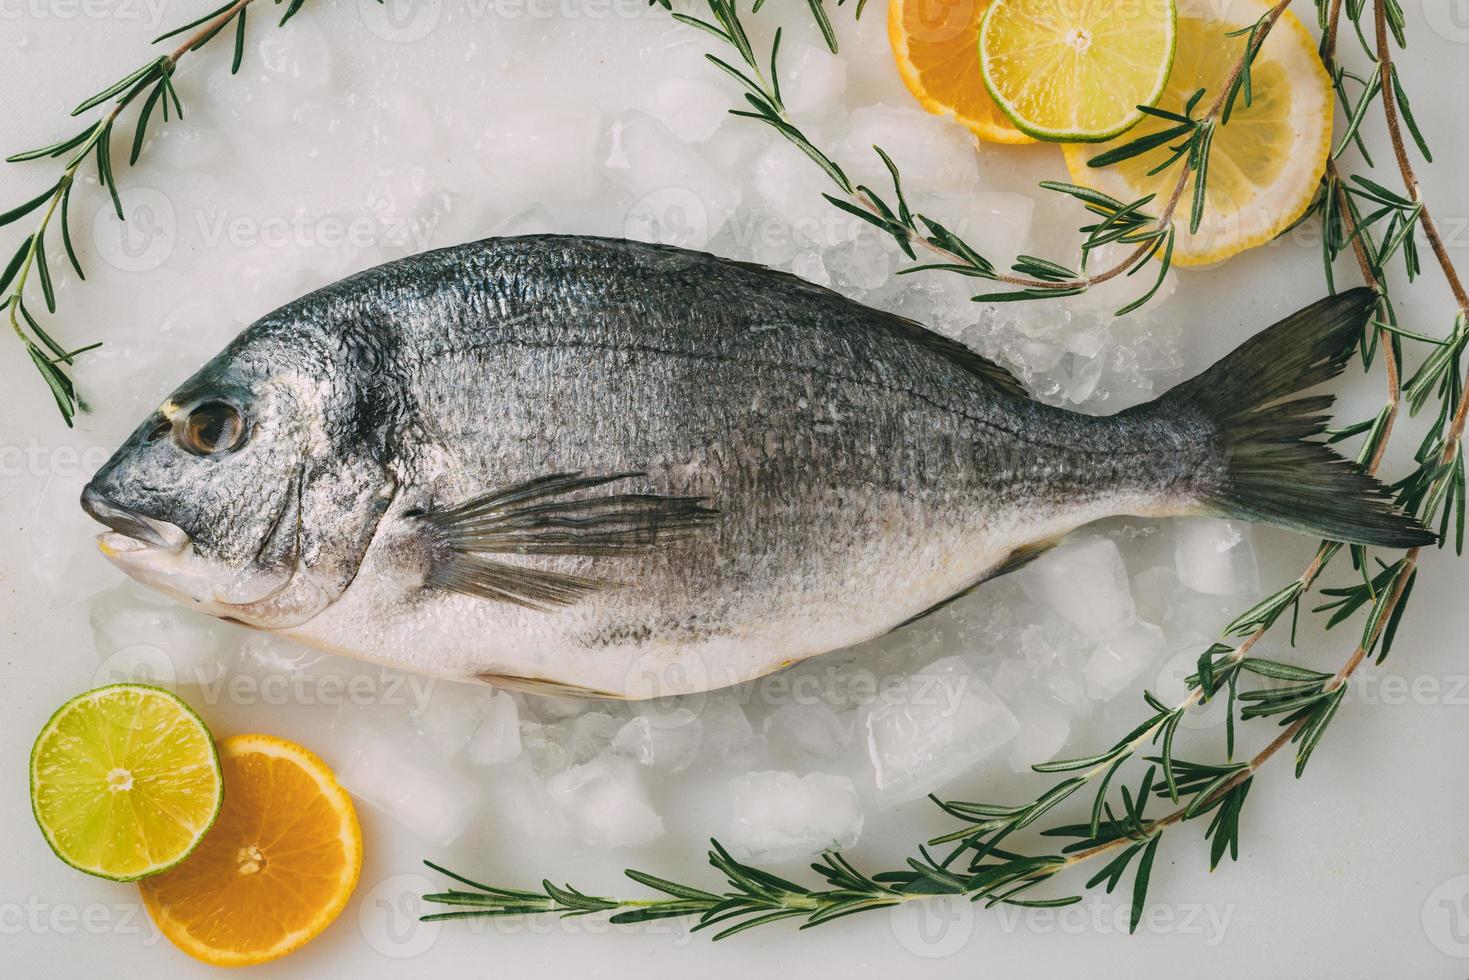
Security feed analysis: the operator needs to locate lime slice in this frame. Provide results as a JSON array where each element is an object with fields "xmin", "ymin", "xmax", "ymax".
[
  {"xmin": 1063, "ymin": 0, "xmax": 1332, "ymax": 265},
  {"xmin": 979, "ymin": 0, "xmax": 1177, "ymax": 142},
  {"xmin": 30, "ymin": 684, "xmax": 223, "ymax": 881}
]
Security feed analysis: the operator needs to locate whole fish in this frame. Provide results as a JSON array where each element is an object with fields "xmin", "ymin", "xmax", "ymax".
[{"xmin": 82, "ymin": 236, "xmax": 1430, "ymax": 697}]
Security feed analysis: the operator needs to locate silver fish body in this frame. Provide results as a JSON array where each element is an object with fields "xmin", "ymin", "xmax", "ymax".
[{"xmin": 82, "ymin": 236, "xmax": 1429, "ymax": 697}]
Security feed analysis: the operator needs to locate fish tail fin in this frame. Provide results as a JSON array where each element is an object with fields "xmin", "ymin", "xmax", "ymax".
[{"xmin": 1161, "ymin": 287, "xmax": 1434, "ymax": 548}]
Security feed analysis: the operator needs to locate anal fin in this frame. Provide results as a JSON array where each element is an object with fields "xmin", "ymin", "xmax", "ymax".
[{"xmin": 894, "ymin": 537, "xmax": 1060, "ymax": 631}]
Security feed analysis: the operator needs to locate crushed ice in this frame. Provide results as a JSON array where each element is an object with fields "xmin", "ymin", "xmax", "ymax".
[{"xmin": 52, "ymin": 4, "xmax": 1263, "ymax": 864}]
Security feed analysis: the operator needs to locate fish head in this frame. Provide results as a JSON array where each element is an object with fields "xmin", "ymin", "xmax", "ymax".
[{"xmin": 82, "ymin": 331, "xmax": 396, "ymax": 631}]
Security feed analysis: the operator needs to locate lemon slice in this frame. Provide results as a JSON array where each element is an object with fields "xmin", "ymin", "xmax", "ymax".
[
  {"xmin": 889, "ymin": 0, "xmax": 1034, "ymax": 145},
  {"xmin": 1063, "ymin": 0, "xmax": 1332, "ymax": 265},
  {"xmin": 30, "ymin": 684, "xmax": 223, "ymax": 881},
  {"xmin": 979, "ymin": 0, "xmax": 1177, "ymax": 142}
]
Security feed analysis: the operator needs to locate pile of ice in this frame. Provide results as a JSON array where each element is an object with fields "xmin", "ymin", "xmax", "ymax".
[{"xmin": 43, "ymin": 2, "xmax": 1272, "ymax": 869}]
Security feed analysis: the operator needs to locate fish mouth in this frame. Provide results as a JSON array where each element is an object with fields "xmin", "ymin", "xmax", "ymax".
[{"xmin": 80, "ymin": 485, "xmax": 190, "ymax": 553}]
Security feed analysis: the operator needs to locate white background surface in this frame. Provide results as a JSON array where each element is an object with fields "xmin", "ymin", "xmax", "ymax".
[{"xmin": 2, "ymin": 1, "xmax": 1468, "ymax": 978}]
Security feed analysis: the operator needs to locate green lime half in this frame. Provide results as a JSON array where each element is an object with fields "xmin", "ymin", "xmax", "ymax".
[{"xmin": 30, "ymin": 684, "xmax": 223, "ymax": 881}]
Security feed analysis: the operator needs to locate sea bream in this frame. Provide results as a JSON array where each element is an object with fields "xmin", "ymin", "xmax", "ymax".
[{"xmin": 81, "ymin": 236, "xmax": 1431, "ymax": 697}]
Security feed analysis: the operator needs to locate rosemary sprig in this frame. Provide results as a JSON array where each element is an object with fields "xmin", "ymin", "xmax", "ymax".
[
  {"xmin": 651, "ymin": 0, "xmax": 1287, "ymax": 315},
  {"xmin": 0, "ymin": 0, "xmax": 323, "ymax": 424}
]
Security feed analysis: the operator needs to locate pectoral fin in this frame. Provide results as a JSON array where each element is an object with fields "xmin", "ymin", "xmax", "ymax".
[{"xmin": 420, "ymin": 471, "xmax": 719, "ymax": 611}]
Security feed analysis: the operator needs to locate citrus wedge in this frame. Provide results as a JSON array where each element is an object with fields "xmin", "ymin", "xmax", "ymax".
[
  {"xmin": 889, "ymin": 0, "xmax": 1034, "ymax": 145},
  {"xmin": 30, "ymin": 684, "xmax": 223, "ymax": 882},
  {"xmin": 140, "ymin": 734, "xmax": 362, "ymax": 967},
  {"xmin": 1063, "ymin": 0, "xmax": 1332, "ymax": 265},
  {"xmin": 979, "ymin": 0, "xmax": 1177, "ymax": 142}
]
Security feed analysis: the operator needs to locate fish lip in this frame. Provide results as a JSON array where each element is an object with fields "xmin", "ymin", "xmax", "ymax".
[{"xmin": 80, "ymin": 485, "xmax": 189, "ymax": 552}]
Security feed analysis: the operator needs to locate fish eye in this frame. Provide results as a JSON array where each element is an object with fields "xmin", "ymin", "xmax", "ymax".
[{"xmin": 178, "ymin": 401, "xmax": 247, "ymax": 457}]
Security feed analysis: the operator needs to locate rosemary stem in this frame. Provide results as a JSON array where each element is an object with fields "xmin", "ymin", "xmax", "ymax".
[{"xmin": 1372, "ymin": 0, "xmax": 1469, "ymax": 313}]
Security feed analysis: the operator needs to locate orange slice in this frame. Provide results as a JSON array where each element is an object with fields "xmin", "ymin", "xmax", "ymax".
[
  {"xmin": 139, "ymin": 734, "xmax": 362, "ymax": 967},
  {"xmin": 889, "ymin": 0, "xmax": 1034, "ymax": 145}
]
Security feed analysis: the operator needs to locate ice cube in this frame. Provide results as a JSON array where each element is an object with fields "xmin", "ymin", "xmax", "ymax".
[
  {"xmin": 726, "ymin": 771, "xmax": 863, "ymax": 862},
  {"xmin": 912, "ymin": 191, "xmax": 1034, "ymax": 273},
  {"xmin": 149, "ymin": 124, "xmax": 224, "ymax": 175},
  {"xmin": 611, "ymin": 710, "xmax": 703, "ymax": 773},
  {"xmin": 790, "ymin": 249, "xmax": 831, "ymax": 287},
  {"xmin": 607, "ymin": 111, "xmax": 740, "ymax": 248},
  {"xmin": 412, "ymin": 679, "xmax": 502, "ymax": 757},
  {"xmin": 865, "ymin": 657, "xmax": 1020, "ymax": 803},
  {"xmin": 763, "ymin": 702, "xmax": 852, "ymax": 765},
  {"xmin": 466, "ymin": 691, "xmax": 522, "ymax": 767},
  {"xmin": 1006, "ymin": 695, "xmax": 1072, "ymax": 772},
  {"xmin": 525, "ymin": 694, "xmax": 597, "ymax": 723},
  {"xmin": 255, "ymin": 16, "xmax": 332, "ymax": 88},
  {"xmin": 1083, "ymin": 620, "xmax": 1167, "ymax": 700},
  {"xmin": 336, "ymin": 718, "xmax": 481, "ymax": 848},
  {"xmin": 488, "ymin": 757, "xmax": 567, "ymax": 839},
  {"xmin": 1132, "ymin": 565, "xmax": 1180, "ymax": 626},
  {"xmin": 1020, "ymin": 537, "xmax": 1136, "ymax": 637},
  {"xmin": 1174, "ymin": 518, "xmax": 1260, "ymax": 596},
  {"xmin": 781, "ymin": 40, "xmax": 847, "ymax": 115},
  {"xmin": 89, "ymin": 583, "xmax": 233, "ymax": 688},
  {"xmin": 826, "ymin": 234, "xmax": 894, "ymax": 294},
  {"xmin": 1164, "ymin": 588, "xmax": 1238, "ymax": 644},
  {"xmin": 563, "ymin": 711, "xmax": 626, "ymax": 766},
  {"xmin": 232, "ymin": 632, "xmax": 326, "ymax": 680},
  {"xmin": 643, "ymin": 78, "xmax": 731, "ymax": 142},
  {"xmin": 546, "ymin": 754, "xmax": 665, "ymax": 848},
  {"xmin": 989, "ymin": 657, "xmax": 1032, "ymax": 700},
  {"xmin": 749, "ymin": 140, "xmax": 851, "ymax": 252},
  {"xmin": 521, "ymin": 721, "xmax": 570, "ymax": 776},
  {"xmin": 698, "ymin": 693, "xmax": 767, "ymax": 768},
  {"xmin": 840, "ymin": 105, "xmax": 981, "ymax": 193}
]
